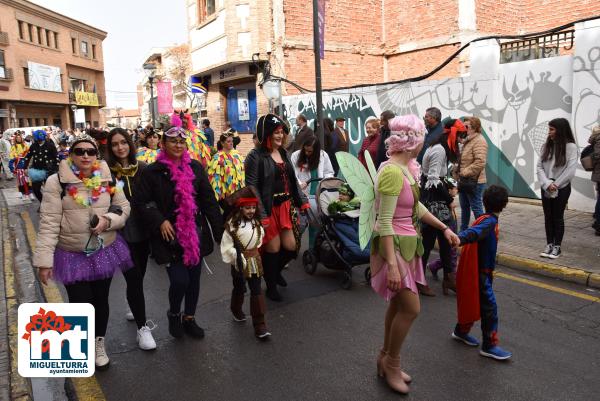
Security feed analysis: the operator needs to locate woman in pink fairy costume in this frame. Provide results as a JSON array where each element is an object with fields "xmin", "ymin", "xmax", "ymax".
[{"xmin": 370, "ymin": 115, "xmax": 459, "ymax": 394}]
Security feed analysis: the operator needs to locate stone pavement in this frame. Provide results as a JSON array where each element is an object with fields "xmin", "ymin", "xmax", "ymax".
[{"xmin": 492, "ymin": 199, "xmax": 600, "ymax": 288}]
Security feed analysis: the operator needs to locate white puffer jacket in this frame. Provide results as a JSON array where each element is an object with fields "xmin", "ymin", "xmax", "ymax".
[{"xmin": 32, "ymin": 159, "xmax": 130, "ymax": 268}]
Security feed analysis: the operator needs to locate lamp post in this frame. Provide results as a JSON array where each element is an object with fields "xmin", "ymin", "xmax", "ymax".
[
  {"xmin": 143, "ymin": 63, "xmax": 157, "ymax": 128},
  {"xmin": 262, "ymin": 78, "xmax": 281, "ymax": 116}
]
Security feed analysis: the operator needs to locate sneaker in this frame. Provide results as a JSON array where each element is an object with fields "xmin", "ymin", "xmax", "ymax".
[
  {"xmin": 255, "ymin": 326, "xmax": 272, "ymax": 340},
  {"xmin": 29, "ymin": 193, "xmax": 36, "ymax": 201},
  {"xmin": 182, "ymin": 316, "xmax": 205, "ymax": 339},
  {"xmin": 539, "ymin": 244, "xmax": 553, "ymax": 258},
  {"xmin": 167, "ymin": 311, "xmax": 184, "ymax": 338},
  {"xmin": 452, "ymin": 330, "xmax": 480, "ymax": 347},
  {"xmin": 547, "ymin": 245, "xmax": 561, "ymax": 259},
  {"xmin": 16, "ymin": 192, "xmax": 23, "ymax": 200},
  {"xmin": 137, "ymin": 321, "xmax": 157, "ymax": 351},
  {"xmin": 480, "ymin": 345, "xmax": 512, "ymax": 360},
  {"xmin": 95, "ymin": 337, "xmax": 110, "ymax": 370},
  {"xmin": 231, "ymin": 309, "xmax": 247, "ymax": 322},
  {"xmin": 125, "ymin": 307, "xmax": 134, "ymax": 321}
]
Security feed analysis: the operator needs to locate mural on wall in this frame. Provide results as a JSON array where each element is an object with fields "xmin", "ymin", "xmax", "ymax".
[{"xmin": 283, "ymin": 23, "xmax": 600, "ymax": 211}]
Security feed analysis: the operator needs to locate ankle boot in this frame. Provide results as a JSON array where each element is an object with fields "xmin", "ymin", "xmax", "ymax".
[
  {"xmin": 381, "ymin": 355, "xmax": 410, "ymax": 394},
  {"xmin": 262, "ymin": 252, "xmax": 282, "ymax": 301},
  {"xmin": 417, "ymin": 283, "xmax": 436, "ymax": 297},
  {"xmin": 167, "ymin": 310, "xmax": 183, "ymax": 338},
  {"xmin": 230, "ymin": 291, "xmax": 246, "ymax": 322},
  {"xmin": 377, "ymin": 349, "xmax": 412, "ymax": 383},
  {"xmin": 442, "ymin": 272, "xmax": 457, "ymax": 295},
  {"xmin": 250, "ymin": 295, "xmax": 271, "ymax": 340}
]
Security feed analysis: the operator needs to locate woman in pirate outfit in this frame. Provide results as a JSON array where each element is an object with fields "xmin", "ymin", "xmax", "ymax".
[{"xmin": 244, "ymin": 114, "xmax": 309, "ymax": 301}]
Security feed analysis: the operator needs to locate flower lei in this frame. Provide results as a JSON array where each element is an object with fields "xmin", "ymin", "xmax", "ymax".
[{"xmin": 67, "ymin": 159, "xmax": 121, "ymax": 207}]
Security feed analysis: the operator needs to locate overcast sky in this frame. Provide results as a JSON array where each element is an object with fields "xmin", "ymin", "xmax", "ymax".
[{"xmin": 30, "ymin": 0, "xmax": 188, "ymax": 109}]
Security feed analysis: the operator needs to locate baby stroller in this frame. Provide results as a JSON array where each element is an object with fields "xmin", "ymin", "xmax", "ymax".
[{"xmin": 302, "ymin": 177, "xmax": 370, "ymax": 289}]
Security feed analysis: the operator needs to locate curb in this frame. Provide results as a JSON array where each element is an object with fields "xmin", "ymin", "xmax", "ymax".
[
  {"xmin": 2, "ymin": 208, "xmax": 33, "ymax": 401},
  {"xmin": 496, "ymin": 252, "xmax": 600, "ymax": 290},
  {"xmin": 20, "ymin": 211, "xmax": 106, "ymax": 401}
]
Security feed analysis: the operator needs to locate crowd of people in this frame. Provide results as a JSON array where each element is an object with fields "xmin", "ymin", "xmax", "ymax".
[{"xmin": 2, "ymin": 106, "xmax": 597, "ymax": 395}]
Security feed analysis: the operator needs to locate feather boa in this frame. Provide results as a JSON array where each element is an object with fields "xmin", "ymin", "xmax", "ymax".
[{"xmin": 157, "ymin": 150, "xmax": 200, "ymax": 266}]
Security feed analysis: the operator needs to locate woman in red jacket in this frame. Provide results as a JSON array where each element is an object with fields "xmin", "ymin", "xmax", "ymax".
[{"xmin": 358, "ymin": 118, "xmax": 380, "ymax": 167}]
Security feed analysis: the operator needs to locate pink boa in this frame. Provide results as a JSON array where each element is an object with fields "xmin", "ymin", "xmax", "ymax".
[{"xmin": 157, "ymin": 150, "xmax": 200, "ymax": 266}]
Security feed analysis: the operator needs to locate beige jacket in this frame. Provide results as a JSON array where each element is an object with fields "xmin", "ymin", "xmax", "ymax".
[
  {"xmin": 33, "ymin": 160, "xmax": 130, "ymax": 268},
  {"xmin": 458, "ymin": 132, "xmax": 488, "ymax": 184}
]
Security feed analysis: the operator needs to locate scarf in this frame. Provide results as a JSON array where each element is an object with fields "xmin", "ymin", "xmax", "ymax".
[
  {"xmin": 110, "ymin": 163, "xmax": 139, "ymax": 178},
  {"xmin": 157, "ymin": 150, "xmax": 200, "ymax": 267}
]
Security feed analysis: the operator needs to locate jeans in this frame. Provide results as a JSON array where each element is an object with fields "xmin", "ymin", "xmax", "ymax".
[
  {"xmin": 594, "ymin": 183, "xmax": 600, "ymax": 224},
  {"xmin": 421, "ymin": 222, "xmax": 454, "ymax": 275},
  {"xmin": 123, "ymin": 241, "xmax": 150, "ymax": 328},
  {"xmin": 65, "ymin": 278, "xmax": 112, "ymax": 337},
  {"xmin": 459, "ymin": 183, "xmax": 486, "ymax": 232},
  {"xmin": 167, "ymin": 260, "xmax": 202, "ymax": 316},
  {"xmin": 541, "ymin": 184, "xmax": 571, "ymax": 246}
]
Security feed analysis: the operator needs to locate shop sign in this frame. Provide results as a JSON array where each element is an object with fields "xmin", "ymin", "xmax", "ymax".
[
  {"xmin": 211, "ymin": 64, "xmax": 251, "ymax": 84},
  {"xmin": 75, "ymin": 91, "xmax": 99, "ymax": 107}
]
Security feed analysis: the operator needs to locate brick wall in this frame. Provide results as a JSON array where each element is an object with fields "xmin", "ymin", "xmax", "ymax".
[{"xmin": 386, "ymin": 43, "xmax": 462, "ymax": 81}]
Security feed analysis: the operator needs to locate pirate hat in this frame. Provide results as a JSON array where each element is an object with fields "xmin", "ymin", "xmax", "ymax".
[{"xmin": 256, "ymin": 114, "xmax": 289, "ymax": 145}]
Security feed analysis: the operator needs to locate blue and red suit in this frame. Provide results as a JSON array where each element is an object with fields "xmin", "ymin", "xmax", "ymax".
[{"xmin": 455, "ymin": 213, "xmax": 500, "ymax": 349}]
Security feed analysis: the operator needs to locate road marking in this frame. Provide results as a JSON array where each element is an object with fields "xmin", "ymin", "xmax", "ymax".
[
  {"xmin": 495, "ymin": 271, "xmax": 600, "ymax": 303},
  {"xmin": 21, "ymin": 211, "xmax": 107, "ymax": 401}
]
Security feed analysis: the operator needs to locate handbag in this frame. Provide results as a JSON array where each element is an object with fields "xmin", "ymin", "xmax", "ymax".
[
  {"xmin": 457, "ymin": 176, "xmax": 478, "ymax": 193},
  {"xmin": 28, "ymin": 168, "xmax": 48, "ymax": 183},
  {"xmin": 580, "ymin": 144, "xmax": 594, "ymax": 171}
]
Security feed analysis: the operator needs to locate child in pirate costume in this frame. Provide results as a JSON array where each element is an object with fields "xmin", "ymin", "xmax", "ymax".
[
  {"xmin": 220, "ymin": 186, "xmax": 271, "ymax": 340},
  {"xmin": 452, "ymin": 185, "xmax": 511, "ymax": 360}
]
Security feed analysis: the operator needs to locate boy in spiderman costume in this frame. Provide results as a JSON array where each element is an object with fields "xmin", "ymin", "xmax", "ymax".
[{"xmin": 451, "ymin": 185, "xmax": 512, "ymax": 360}]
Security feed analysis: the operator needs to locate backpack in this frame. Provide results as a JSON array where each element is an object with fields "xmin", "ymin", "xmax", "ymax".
[{"xmin": 580, "ymin": 145, "xmax": 594, "ymax": 172}]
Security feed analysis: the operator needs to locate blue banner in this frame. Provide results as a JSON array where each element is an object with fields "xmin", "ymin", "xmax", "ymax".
[{"xmin": 190, "ymin": 76, "xmax": 207, "ymax": 94}]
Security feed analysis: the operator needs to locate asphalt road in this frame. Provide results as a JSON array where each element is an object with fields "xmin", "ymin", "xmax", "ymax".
[{"xmin": 7, "ymin": 196, "xmax": 600, "ymax": 401}]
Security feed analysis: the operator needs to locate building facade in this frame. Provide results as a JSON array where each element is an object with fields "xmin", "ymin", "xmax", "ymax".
[
  {"xmin": 0, "ymin": 0, "xmax": 107, "ymax": 132},
  {"xmin": 138, "ymin": 44, "xmax": 199, "ymax": 127},
  {"xmin": 186, "ymin": 0, "xmax": 599, "ymax": 136}
]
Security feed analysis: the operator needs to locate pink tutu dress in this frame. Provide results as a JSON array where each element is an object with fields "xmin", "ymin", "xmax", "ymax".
[{"xmin": 370, "ymin": 163, "xmax": 426, "ymax": 301}]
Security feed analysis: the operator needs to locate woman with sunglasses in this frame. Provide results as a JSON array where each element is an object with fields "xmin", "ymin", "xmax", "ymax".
[
  {"xmin": 134, "ymin": 127, "xmax": 223, "ymax": 339},
  {"xmin": 245, "ymin": 114, "xmax": 309, "ymax": 302},
  {"xmin": 207, "ymin": 132, "xmax": 245, "ymax": 212},
  {"xmin": 106, "ymin": 128, "xmax": 156, "ymax": 350},
  {"xmin": 33, "ymin": 135, "xmax": 132, "ymax": 370}
]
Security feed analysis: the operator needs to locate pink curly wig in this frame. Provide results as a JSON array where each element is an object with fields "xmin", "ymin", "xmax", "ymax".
[{"xmin": 385, "ymin": 114, "xmax": 425, "ymax": 179}]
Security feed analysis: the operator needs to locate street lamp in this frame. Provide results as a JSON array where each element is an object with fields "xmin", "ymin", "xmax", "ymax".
[
  {"xmin": 262, "ymin": 78, "xmax": 281, "ymax": 115},
  {"xmin": 143, "ymin": 63, "xmax": 157, "ymax": 128}
]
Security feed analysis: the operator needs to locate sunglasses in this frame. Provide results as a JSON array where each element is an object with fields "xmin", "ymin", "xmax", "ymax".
[
  {"xmin": 165, "ymin": 127, "xmax": 189, "ymax": 139},
  {"xmin": 72, "ymin": 147, "xmax": 98, "ymax": 157}
]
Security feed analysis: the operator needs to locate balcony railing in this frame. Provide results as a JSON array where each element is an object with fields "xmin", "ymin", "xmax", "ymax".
[
  {"xmin": 0, "ymin": 68, "xmax": 13, "ymax": 81},
  {"xmin": 500, "ymin": 30, "xmax": 574, "ymax": 64},
  {"xmin": 0, "ymin": 31, "xmax": 8, "ymax": 45}
]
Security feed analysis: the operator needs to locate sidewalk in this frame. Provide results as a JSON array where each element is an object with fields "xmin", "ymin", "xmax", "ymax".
[{"xmin": 493, "ymin": 199, "xmax": 600, "ymax": 288}]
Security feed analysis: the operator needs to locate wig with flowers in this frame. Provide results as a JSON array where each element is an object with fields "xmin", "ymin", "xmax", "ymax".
[{"xmin": 384, "ymin": 114, "xmax": 425, "ymax": 179}]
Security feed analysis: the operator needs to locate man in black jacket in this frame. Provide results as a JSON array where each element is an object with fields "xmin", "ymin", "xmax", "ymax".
[
  {"xmin": 25, "ymin": 129, "xmax": 58, "ymax": 202},
  {"xmin": 287, "ymin": 114, "xmax": 314, "ymax": 153},
  {"xmin": 374, "ymin": 110, "xmax": 396, "ymax": 169}
]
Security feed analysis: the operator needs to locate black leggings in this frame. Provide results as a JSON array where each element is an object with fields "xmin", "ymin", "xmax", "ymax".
[
  {"xmin": 167, "ymin": 260, "xmax": 202, "ymax": 316},
  {"xmin": 230, "ymin": 266, "xmax": 262, "ymax": 296},
  {"xmin": 31, "ymin": 181, "xmax": 44, "ymax": 202},
  {"xmin": 421, "ymin": 223, "xmax": 453, "ymax": 274},
  {"xmin": 541, "ymin": 184, "xmax": 571, "ymax": 246},
  {"xmin": 65, "ymin": 278, "xmax": 112, "ymax": 337},
  {"xmin": 123, "ymin": 241, "xmax": 150, "ymax": 328}
]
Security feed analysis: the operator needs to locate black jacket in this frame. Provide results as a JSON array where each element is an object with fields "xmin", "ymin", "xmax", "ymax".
[
  {"xmin": 25, "ymin": 140, "xmax": 58, "ymax": 172},
  {"xmin": 375, "ymin": 126, "xmax": 391, "ymax": 169},
  {"xmin": 111, "ymin": 162, "xmax": 148, "ymax": 243},
  {"xmin": 133, "ymin": 159, "xmax": 223, "ymax": 265},
  {"xmin": 245, "ymin": 147, "xmax": 307, "ymax": 221},
  {"xmin": 288, "ymin": 125, "xmax": 314, "ymax": 153}
]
